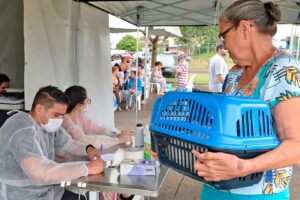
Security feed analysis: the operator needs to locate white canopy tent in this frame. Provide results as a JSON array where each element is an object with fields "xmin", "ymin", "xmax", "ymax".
[
  {"xmin": 23, "ymin": 0, "xmax": 115, "ymax": 125},
  {"xmin": 86, "ymin": 0, "xmax": 300, "ymax": 26}
]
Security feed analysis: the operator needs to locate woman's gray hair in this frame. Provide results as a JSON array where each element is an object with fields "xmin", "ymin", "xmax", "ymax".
[{"xmin": 220, "ymin": 0, "xmax": 281, "ymax": 36}]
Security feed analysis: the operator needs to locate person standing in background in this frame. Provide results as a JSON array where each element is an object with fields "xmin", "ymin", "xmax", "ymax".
[
  {"xmin": 208, "ymin": 44, "xmax": 228, "ymax": 93},
  {"xmin": 175, "ymin": 56, "xmax": 189, "ymax": 91}
]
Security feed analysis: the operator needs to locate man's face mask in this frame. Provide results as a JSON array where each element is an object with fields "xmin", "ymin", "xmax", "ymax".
[{"xmin": 39, "ymin": 108, "xmax": 63, "ymax": 133}]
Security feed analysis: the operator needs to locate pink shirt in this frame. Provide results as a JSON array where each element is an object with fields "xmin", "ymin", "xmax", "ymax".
[
  {"xmin": 176, "ymin": 61, "xmax": 188, "ymax": 86},
  {"xmin": 62, "ymin": 114, "xmax": 119, "ymax": 148}
]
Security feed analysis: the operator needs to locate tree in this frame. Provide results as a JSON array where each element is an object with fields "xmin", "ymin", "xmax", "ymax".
[
  {"xmin": 116, "ymin": 35, "xmax": 142, "ymax": 52},
  {"xmin": 179, "ymin": 26, "xmax": 218, "ymax": 55},
  {"xmin": 149, "ymin": 35, "xmax": 160, "ymax": 67}
]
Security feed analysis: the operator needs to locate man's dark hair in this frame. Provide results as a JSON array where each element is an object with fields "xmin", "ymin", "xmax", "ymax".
[
  {"xmin": 154, "ymin": 61, "xmax": 162, "ymax": 66},
  {"xmin": 65, "ymin": 85, "xmax": 87, "ymax": 113},
  {"xmin": 216, "ymin": 44, "xmax": 224, "ymax": 52},
  {"xmin": 0, "ymin": 74, "xmax": 10, "ymax": 84},
  {"xmin": 31, "ymin": 86, "xmax": 69, "ymax": 111},
  {"xmin": 138, "ymin": 64, "xmax": 144, "ymax": 69}
]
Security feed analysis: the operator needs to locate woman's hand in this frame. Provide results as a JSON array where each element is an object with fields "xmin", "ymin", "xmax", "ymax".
[
  {"xmin": 86, "ymin": 159, "xmax": 105, "ymax": 175},
  {"xmin": 192, "ymin": 150, "xmax": 250, "ymax": 182},
  {"xmin": 151, "ymin": 151, "xmax": 159, "ymax": 162},
  {"xmin": 117, "ymin": 130, "xmax": 132, "ymax": 144}
]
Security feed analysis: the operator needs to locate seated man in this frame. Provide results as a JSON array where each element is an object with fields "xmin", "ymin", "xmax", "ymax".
[
  {"xmin": 0, "ymin": 73, "xmax": 10, "ymax": 94},
  {"xmin": 123, "ymin": 70, "xmax": 142, "ymax": 110},
  {"xmin": 0, "ymin": 85, "xmax": 104, "ymax": 200}
]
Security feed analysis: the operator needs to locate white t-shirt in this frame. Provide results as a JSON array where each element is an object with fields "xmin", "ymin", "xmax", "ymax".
[{"xmin": 208, "ymin": 54, "xmax": 228, "ymax": 92}]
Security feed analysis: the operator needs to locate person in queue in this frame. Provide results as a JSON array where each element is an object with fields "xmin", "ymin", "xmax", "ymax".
[
  {"xmin": 208, "ymin": 44, "xmax": 229, "ymax": 93},
  {"xmin": 175, "ymin": 56, "xmax": 189, "ymax": 91},
  {"xmin": 0, "ymin": 85, "xmax": 104, "ymax": 200},
  {"xmin": 191, "ymin": 0, "xmax": 300, "ymax": 199}
]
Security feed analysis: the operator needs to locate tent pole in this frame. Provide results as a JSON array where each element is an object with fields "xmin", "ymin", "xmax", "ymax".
[
  {"xmin": 135, "ymin": 6, "xmax": 143, "ymax": 125},
  {"xmin": 289, "ymin": 25, "xmax": 295, "ymax": 55},
  {"xmin": 73, "ymin": 1, "xmax": 80, "ymax": 84},
  {"xmin": 296, "ymin": 25, "xmax": 300, "ymax": 61}
]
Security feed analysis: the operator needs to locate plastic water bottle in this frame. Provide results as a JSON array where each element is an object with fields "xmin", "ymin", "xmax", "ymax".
[{"xmin": 135, "ymin": 123, "xmax": 144, "ymax": 147}]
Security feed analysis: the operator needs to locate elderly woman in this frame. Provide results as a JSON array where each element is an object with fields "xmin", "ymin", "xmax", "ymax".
[
  {"xmin": 190, "ymin": 1, "xmax": 300, "ymax": 199},
  {"xmin": 151, "ymin": 61, "xmax": 166, "ymax": 95}
]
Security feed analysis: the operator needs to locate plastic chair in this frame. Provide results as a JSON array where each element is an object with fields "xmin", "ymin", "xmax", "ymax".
[
  {"xmin": 150, "ymin": 82, "xmax": 160, "ymax": 94},
  {"xmin": 186, "ymin": 74, "xmax": 196, "ymax": 92},
  {"xmin": 129, "ymin": 93, "xmax": 141, "ymax": 110}
]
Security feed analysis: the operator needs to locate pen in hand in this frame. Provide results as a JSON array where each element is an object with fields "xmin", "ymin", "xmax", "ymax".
[{"xmin": 100, "ymin": 144, "xmax": 103, "ymax": 154}]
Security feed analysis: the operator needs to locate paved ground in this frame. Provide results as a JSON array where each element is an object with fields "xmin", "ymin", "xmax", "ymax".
[{"xmin": 114, "ymin": 89, "xmax": 300, "ymax": 200}]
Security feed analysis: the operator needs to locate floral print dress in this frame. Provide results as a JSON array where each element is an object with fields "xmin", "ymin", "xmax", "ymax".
[{"xmin": 222, "ymin": 50, "xmax": 300, "ymax": 195}]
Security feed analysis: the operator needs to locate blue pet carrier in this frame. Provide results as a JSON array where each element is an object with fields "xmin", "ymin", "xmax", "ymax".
[{"xmin": 149, "ymin": 91, "xmax": 280, "ymax": 190}]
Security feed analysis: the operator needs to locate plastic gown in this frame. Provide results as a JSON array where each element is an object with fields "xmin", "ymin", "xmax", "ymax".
[{"xmin": 0, "ymin": 112, "xmax": 89, "ymax": 200}]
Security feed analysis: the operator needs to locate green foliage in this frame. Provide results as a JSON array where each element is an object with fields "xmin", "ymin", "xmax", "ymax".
[
  {"xmin": 116, "ymin": 35, "xmax": 142, "ymax": 52},
  {"xmin": 179, "ymin": 26, "xmax": 219, "ymax": 55}
]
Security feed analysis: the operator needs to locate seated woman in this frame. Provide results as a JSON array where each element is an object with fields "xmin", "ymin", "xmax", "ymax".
[
  {"xmin": 151, "ymin": 61, "xmax": 166, "ymax": 95},
  {"xmin": 63, "ymin": 86, "xmax": 139, "ymax": 200},
  {"xmin": 63, "ymin": 85, "xmax": 132, "ymax": 149}
]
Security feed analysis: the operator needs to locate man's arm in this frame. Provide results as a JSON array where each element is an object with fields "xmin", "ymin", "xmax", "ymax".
[{"xmin": 216, "ymin": 74, "xmax": 224, "ymax": 84}]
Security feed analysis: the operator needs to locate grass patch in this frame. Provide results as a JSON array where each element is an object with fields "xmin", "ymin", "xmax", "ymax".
[
  {"xmin": 166, "ymin": 73, "xmax": 209, "ymax": 85},
  {"xmin": 189, "ymin": 53, "xmax": 235, "ymax": 70}
]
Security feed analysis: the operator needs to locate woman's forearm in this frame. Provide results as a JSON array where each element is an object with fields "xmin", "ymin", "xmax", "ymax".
[{"xmin": 242, "ymin": 140, "xmax": 300, "ymax": 176}]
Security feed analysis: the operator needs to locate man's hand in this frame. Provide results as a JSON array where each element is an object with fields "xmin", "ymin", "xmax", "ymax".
[
  {"xmin": 87, "ymin": 146, "xmax": 101, "ymax": 161},
  {"xmin": 117, "ymin": 130, "xmax": 132, "ymax": 144},
  {"xmin": 86, "ymin": 159, "xmax": 105, "ymax": 175},
  {"xmin": 129, "ymin": 89, "xmax": 135, "ymax": 93}
]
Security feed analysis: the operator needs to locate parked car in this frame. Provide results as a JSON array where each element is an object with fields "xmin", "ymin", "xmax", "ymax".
[
  {"xmin": 111, "ymin": 54, "xmax": 122, "ymax": 66},
  {"xmin": 157, "ymin": 53, "xmax": 176, "ymax": 78},
  {"xmin": 132, "ymin": 51, "xmax": 151, "ymax": 64}
]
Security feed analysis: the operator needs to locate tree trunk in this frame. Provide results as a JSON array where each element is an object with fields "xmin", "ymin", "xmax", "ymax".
[{"xmin": 149, "ymin": 35, "xmax": 159, "ymax": 68}]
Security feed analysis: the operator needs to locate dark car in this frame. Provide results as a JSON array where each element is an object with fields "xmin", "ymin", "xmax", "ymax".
[{"xmin": 157, "ymin": 53, "xmax": 176, "ymax": 78}]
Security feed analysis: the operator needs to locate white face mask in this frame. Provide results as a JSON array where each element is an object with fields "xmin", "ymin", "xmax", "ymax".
[
  {"xmin": 41, "ymin": 118, "xmax": 63, "ymax": 133},
  {"xmin": 81, "ymin": 105, "xmax": 89, "ymax": 114},
  {"xmin": 39, "ymin": 108, "xmax": 63, "ymax": 133}
]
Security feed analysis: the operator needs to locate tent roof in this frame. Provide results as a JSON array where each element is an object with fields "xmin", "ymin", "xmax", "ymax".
[
  {"xmin": 109, "ymin": 15, "xmax": 182, "ymax": 37},
  {"xmin": 83, "ymin": 0, "xmax": 300, "ymax": 26}
]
